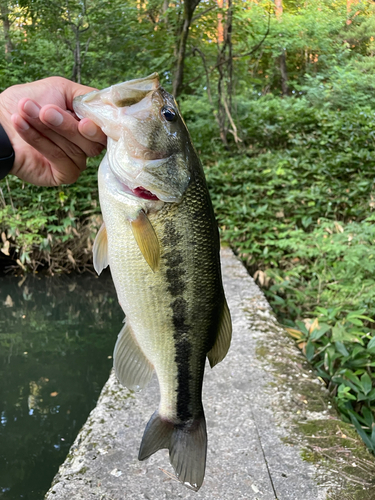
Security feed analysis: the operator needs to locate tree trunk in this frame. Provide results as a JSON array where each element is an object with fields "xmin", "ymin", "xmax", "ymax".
[
  {"xmin": 172, "ymin": 0, "xmax": 201, "ymax": 97},
  {"xmin": 216, "ymin": 0, "xmax": 238, "ymax": 148},
  {"xmin": 274, "ymin": 0, "xmax": 288, "ymax": 95},
  {"xmin": 279, "ymin": 50, "xmax": 289, "ymax": 95},
  {"xmin": 274, "ymin": 0, "xmax": 283, "ymax": 18},
  {"xmin": 71, "ymin": 26, "xmax": 81, "ymax": 84},
  {"xmin": 217, "ymin": 0, "xmax": 224, "ymax": 44},
  {"xmin": 0, "ymin": 0, "xmax": 13, "ymax": 57}
]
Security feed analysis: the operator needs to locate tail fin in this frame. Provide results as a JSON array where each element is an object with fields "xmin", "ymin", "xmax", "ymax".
[{"xmin": 138, "ymin": 411, "xmax": 207, "ymax": 491}]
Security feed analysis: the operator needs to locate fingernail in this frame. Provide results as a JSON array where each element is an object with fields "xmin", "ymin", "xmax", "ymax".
[
  {"xmin": 44, "ymin": 108, "xmax": 63, "ymax": 127},
  {"xmin": 23, "ymin": 100, "xmax": 40, "ymax": 119},
  {"xmin": 15, "ymin": 115, "xmax": 30, "ymax": 131},
  {"xmin": 82, "ymin": 120, "xmax": 98, "ymax": 137}
]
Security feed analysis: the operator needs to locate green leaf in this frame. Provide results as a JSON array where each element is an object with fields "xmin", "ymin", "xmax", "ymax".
[
  {"xmin": 337, "ymin": 384, "xmax": 357, "ymax": 401},
  {"xmin": 367, "ymin": 336, "xmax": 375, "ymax": 350},
  {"xmin": 305, "ymin": 341, "xmax": 315, "ymax": 361},
  {"xmin": 295, "ymin": 320, "xmax": 309, "ymax": 336},
  {"xmin": 367, "ymin": 388, "xmax": 375, "ymax": 401},
  {"xmin": 348, "ymin": 410, "xmax": 375, "ymax": 453},
  {"xmin": 310, "ymin": 323, "xmax": 330, "ymax": 341},
  {"xmin": 361, "ymin": 373, "xmax": 373, "ymax": 396},
  {"xmin": 362, "ymin": 407, "xmax": 374, "ymax": 428},
  {"xmin": 334, "ymin": 341, "xmax": 349, "ymax": 357}
]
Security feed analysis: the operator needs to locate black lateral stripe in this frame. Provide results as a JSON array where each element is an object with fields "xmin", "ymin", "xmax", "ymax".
[
  {"xmin": 171, "ymin": 296, "xmax": 192, "ymax": 421},
  {"xmin": 163, "ymin": 220, "xmax": 192, "ymax": 421}
]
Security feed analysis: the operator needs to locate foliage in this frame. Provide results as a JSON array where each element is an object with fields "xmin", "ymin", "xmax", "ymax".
[
  {"xmin": 2, "ymin": 0, "xmax": 375, "ymax": 452},
  {"xmin": 205, "ymin": 95, "xmax": 375, "ymax": 452},
  {"xmin": 0, "ymin": 157, "xmax": 102, "ymax": 272}
]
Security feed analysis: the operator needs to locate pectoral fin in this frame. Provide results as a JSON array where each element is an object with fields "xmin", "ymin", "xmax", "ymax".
[
  {"xmin": 114, "ymin": 319, "xmax": 154, "ymax": 391},
  {"xmin": 93, "ymin": 223, "xmax": 109, "ymax": 275},
  {"xmin": 207, "ymin": 297, "xmax": 232, "ymax": 368},
  {"xmin": 130, "ymin": 211, "xmax": 160, "ymax": 272}
]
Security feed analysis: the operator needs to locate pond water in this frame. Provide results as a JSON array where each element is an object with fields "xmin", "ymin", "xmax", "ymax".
[{"xmin": 0, "ymin": 271, "xmax": 123, "ymax": 500}]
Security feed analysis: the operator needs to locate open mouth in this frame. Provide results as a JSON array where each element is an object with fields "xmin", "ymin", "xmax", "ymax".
[
  {"xmin": 116, "ymin": 176, "xmax": 160, "ymax": 201},
  {"xmin": 131, "ymin": 187, "xmax": 159, "ymax": 200}
]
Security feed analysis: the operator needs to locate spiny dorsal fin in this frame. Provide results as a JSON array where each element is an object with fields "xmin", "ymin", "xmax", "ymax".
[
  {"xmin": 207, "ymin": 297, "xmax": 232, "ymax": 368},
  {"xmin": 130, "ymin": 210, "xmax": 160, "ymax": 272},
  {"xmin": 93, "ymin": 223, "xmax": 109, "ymax": 275},
  {"xmin": 114, "ymin": 319, "xmax": 154, "ymax": 392}
]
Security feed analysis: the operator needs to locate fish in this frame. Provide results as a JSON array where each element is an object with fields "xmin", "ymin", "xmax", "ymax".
[{"xmin": 73, "ymin": 73, "xmax": 232, "ymax": 491}]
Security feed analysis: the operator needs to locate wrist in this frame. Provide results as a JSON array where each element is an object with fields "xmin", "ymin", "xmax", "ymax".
[{"xmin": 0, "ymin": 122, "xmax": 15, "ymax": 180}]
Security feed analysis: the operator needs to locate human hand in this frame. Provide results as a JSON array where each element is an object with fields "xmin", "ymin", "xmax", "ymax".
[{"xmin": 0, "ymin": 77, "xmax": 107, "ymax": 186}]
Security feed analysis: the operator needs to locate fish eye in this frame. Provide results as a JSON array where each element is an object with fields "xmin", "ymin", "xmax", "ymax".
[{"xmin": 161, "ymin": 106, "xmax": 177, "ymax": 122}]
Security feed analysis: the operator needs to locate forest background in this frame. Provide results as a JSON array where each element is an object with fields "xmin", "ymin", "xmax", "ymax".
[{"xmin": 2, "ymin": 0, "xmax": 375, "ymax": 453}]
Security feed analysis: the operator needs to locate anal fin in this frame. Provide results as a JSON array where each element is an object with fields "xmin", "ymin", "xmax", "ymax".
[
  {"xmin": 114, "ymin": 319, "xmax": 154, "ymax": 391},
  {"xmin": 130, "ymin": 210, "xmax": 160, "ymax": 272},
  {"xmin": 207, "ymin": 297, "xmax": 232, "ymax": 368}
]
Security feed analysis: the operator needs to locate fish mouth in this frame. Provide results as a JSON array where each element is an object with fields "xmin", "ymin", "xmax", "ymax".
[
  {"xmin": 73, "ymin": 73, "xmax": 160, "ymax": 132},
  {"xmin": 131, "ymin": 187, "xmax": 159, "ymax": 200},
  {"xmin": 119, "ymin": 179, "xmax": 159, "ymax": 201}
]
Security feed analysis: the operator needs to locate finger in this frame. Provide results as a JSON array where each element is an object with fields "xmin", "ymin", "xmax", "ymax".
[
  {"xmin": 62, "ymin": 78, "xmax": 99, "ymax": 110},
  {"xmin": 40, "ymin": 105, "xmax": 106, "ymax": 155},
  {"xmin": 78, "ymin": 118, "xmax": 107, "ymax": 147},
  {"xmin": 18, "ymin": 98, "xmax": 92, "ymax": 165},
  {"xmin": 11, "ymin": 113, "xmax": 83, "ymax": 185}
]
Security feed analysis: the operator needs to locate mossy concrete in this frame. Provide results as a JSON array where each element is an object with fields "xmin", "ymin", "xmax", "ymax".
[{"xmin": 44, "ymin": 248, "xmax": 375, "ymax": 499}]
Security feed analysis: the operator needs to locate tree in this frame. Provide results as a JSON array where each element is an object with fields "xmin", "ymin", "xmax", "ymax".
[
  {"xmin": 173, "ymin": 0, "xmax": 202, "ymax": 97},
  {"xmin": 0, "ymin": 0, "xmax": 13, "ymax": 57}
]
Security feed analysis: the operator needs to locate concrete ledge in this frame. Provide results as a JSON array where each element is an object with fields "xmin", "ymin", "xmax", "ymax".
[{"xmin": 45, "ymin": 248, "xmax": 375, "ymax": 499}]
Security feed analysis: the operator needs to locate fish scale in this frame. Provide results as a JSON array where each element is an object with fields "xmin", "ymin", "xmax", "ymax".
[{"xmin": 73, "ymin": 73, "xmax": 232, "ymax": 491}]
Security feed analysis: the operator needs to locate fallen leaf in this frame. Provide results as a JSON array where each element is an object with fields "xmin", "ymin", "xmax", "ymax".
[
  {"xmin": 4, "ymin": 295, "xmax": 13, "ymax": 307},
  {"xmin": 110, "ymin": 468, "xmax": 122, "ymax": 477},
  {"xmin": 1, "ymin": 240, "xmax": 10, "ymax": 256}
]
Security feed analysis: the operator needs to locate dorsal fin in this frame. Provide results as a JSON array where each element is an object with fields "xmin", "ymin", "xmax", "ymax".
[{"xmin": 207, "ymin": 297, "xmax": 232, "ymax": 368}]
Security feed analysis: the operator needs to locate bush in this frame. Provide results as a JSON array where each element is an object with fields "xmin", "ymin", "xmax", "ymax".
[
  {"xmin": 203, "ymin": 95, "xmax": 375, "ymax": 451},
  {"xmin": 0, "ymin": 158, "xmax": 102, "ymax": 273}
]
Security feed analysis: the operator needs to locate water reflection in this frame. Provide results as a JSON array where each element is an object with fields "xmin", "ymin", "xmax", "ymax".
[{"xmin": 0, "ymin": 271, "xmax": 123, "ymax": 500}]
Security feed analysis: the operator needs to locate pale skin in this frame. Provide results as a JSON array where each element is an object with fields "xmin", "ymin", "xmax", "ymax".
[{"xmin": 0, "ymin": 76, "xmax": 107, "ymax": 186}]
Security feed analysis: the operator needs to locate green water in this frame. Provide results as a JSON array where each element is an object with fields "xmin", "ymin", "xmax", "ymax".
[{"xmin": 0, "ymin": 271, "xmax": 123, "ymax": 500}]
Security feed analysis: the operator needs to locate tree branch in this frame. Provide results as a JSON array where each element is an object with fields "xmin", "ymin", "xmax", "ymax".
[
  {"xmin": 213, "ymin": 6, "xmax": 271, "ymax": 71},
  {"xmin": 192, "ymin": 5, "xmax": 216, "ymax": 23}
]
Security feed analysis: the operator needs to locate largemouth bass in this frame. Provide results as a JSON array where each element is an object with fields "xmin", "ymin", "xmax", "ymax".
[{"xmin": 73, "ymin": 74, "xmax": 232, "ymax": 491}]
